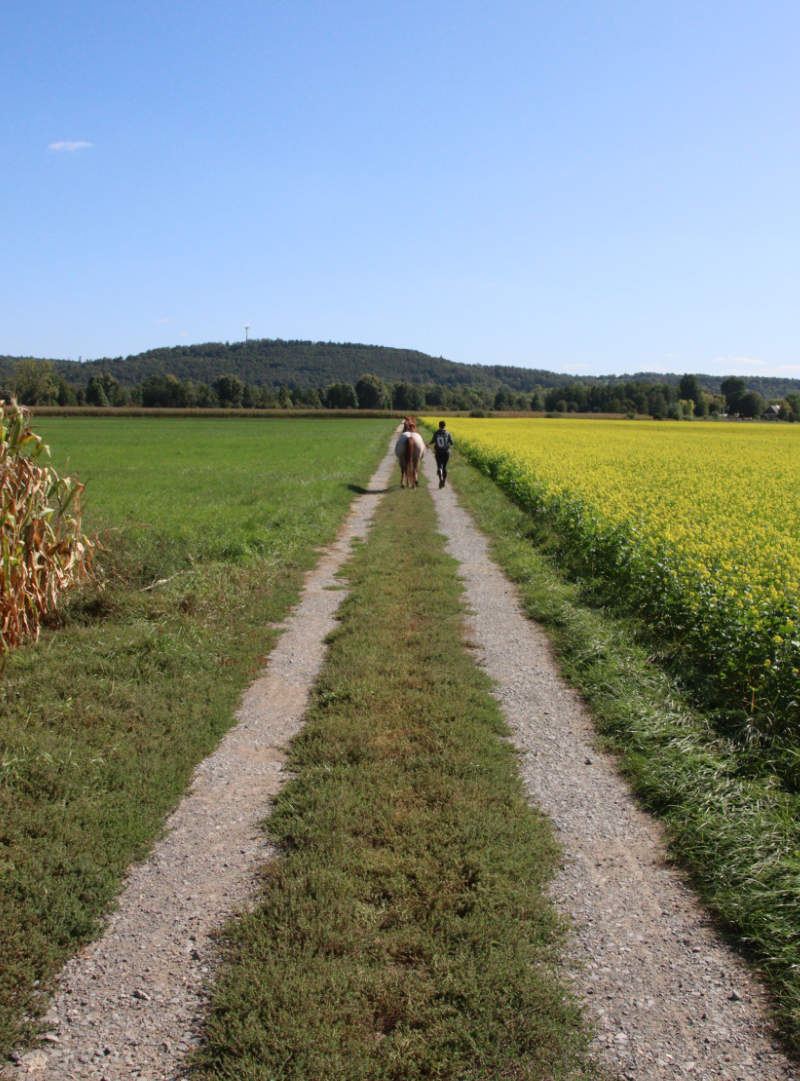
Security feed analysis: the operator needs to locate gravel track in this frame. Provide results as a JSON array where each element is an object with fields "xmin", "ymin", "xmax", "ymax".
[
  {"xmin": 3, "ymin": 445, "xmax": 398, "ymax": 1081},
  {"xmin": 5, "ymin": 434, "xmax": 799, "ymax": 1080},
  {"xmin": 424, "ymin": 451, "xmax": 797, "ymax": 1081}
]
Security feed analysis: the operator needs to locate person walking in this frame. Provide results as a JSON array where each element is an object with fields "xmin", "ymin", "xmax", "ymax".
[{"xmin": 429, "ymin": 420, "xmax": 454, "ymax": 488}]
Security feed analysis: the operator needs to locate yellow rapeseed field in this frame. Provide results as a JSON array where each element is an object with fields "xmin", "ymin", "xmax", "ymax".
[{"xmin": 431, "ymin": 417, "xmax": 800, "ymax": 732}]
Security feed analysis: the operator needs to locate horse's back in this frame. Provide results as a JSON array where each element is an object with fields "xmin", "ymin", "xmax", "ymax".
[{"xmin": 396, "ymin": 432, "xmax": 423, "ymax": 454}]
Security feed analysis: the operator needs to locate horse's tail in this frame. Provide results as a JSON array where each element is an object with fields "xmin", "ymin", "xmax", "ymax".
[{"xmin": 400, "ymin": 433, "xmax": 410, "ymax": 482}]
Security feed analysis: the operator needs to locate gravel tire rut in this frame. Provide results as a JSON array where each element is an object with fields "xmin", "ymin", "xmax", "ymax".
[{"xmin": 5, "ymin": 434, "xmax": 799, "ymax": 1080}]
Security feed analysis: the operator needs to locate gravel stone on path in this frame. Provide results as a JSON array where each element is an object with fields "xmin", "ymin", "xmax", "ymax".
[
  {"xmin": 424, "ymin": 451, "xmax": 797, "ymax": 1081},
  {"xmin": 2, "ymin": 443, "xmax": 398, "ymax": 1081}
]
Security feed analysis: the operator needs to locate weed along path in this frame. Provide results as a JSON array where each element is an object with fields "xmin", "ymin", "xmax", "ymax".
[
  {"xmin": 422, "ymin": 451, "xmax": 797, "ymax": 1081},
  {"xmin": 3, "ymin": 445, "xmax": 400, "ymax": 1081}
]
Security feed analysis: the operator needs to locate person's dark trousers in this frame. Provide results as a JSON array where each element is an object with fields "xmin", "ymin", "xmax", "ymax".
[{"xmin": 435, "ymin": 450, "xmax": 449, "ymax": 486}]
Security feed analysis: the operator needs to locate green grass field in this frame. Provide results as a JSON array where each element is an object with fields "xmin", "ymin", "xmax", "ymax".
[
  {"xmin": 36, "ymin": 416, "xmax": 393, "ymax": 577},
  {"xmin": 0, "ymin": 416, "xmax": 394, "ymax": 1057}
]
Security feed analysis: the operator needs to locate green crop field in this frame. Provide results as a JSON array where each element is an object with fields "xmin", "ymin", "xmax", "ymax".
[
  {"xmin": 35, "ymin": 416, "xmax": 393, "ymax": 577},
  {"xmin": 0, "ymin": 415, "xmax": 394, "ymax": 1057}
]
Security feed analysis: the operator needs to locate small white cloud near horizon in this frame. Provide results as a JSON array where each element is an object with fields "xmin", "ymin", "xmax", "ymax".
[{"xmin": 48, "ymin": 140, "xmax": 92, "ymax": 152}]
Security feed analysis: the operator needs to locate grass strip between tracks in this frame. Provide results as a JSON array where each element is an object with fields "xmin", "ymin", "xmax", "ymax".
[
  {"xmin": 192, "ymin": 480, "xmax": 599, "ymax": 1080},
  {"xmin": 443, "ymin": 450, "xmax": 800, "ymax": 1053}
]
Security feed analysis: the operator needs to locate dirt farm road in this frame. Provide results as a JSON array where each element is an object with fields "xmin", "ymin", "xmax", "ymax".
[{"xmin": 4, "ymin": 434, "xmax": 798, "ymax": 1080}]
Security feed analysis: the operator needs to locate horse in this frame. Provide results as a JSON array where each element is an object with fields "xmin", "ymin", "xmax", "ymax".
[{"xmin": 395, "ymin": 420, "xmax": 425, "ymax": 489}]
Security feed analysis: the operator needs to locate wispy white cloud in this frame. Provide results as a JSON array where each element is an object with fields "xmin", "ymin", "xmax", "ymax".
[{"xmin": 48, "ymin": 140, "xmax": 93, "ymax": 152}]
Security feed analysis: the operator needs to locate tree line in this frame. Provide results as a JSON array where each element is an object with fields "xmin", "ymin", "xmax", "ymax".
[{"xmin": 4, "ymin": 359, "xmax": 799, "ymax": 420}]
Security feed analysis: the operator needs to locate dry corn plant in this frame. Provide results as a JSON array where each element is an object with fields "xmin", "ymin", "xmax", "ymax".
[{"xmin": 1, "ymin": 398, "xmax": 94, "ymax": 657}]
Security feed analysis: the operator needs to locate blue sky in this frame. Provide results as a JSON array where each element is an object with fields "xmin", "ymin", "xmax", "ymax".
[{"xmin": 3, "ymin": 0, "xmax": 799, "ymax": 378}]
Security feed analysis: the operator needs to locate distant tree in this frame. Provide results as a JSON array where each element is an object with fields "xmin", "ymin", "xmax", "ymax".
[
  {"xmin": 356, "ymin": 373, "xmax": 390, "ymax": 410},
  {"xmin": 195, "ymin": 382, "xmax": 218, "ymax": 408},
  {"xmin": 291, "ymin": 386, "xmax": 322, "ymax": 408},
  {"xmin": 571, "ymin": 384, "xmax": 589, "ymax": 411},
  {"xmin": 530, "ymin": 391, "xmax": 545, "ymax": 411},
  {"xmin": 180, "ymin": 381, "xmax": 199, "ymax": 407},
  {"xmin": 213, "ymin": 373, "xmax": 245, "ymax": 408},
  {"xmin": 693, "ymin": 391, "xmax": 711, "ymax": 417},
  {"xmin": 392, "ymin": 382, "xmax": 424, "ymax": 411},
  {"xmin": 323, "ymin": 382, "xmax": 358, "ymax": 409},
  {"xmin": 679, "ymin": 374, "xmax": 701, "ymax": 403},
  {"xmin": 277, "ymin": 386, "xmax": 292, "ymax": 408},
  {"xmin": 85, "ymin": 377, "xmax": 110, "ymax": 407},
  {"xmin": 738, "ymin": 390, "xmax": 764, "ymax": 418},
  {"xmin": 447, "ymin": 385, "xmax": 479, "ymax": 411},
  {"xmin": 648, "ymin": 388, "xmax": 667, "ymax": 419},
  {"xmin": 56, "ymin": 378, "xmax": 78, "ymax": 406},
  {"xmin": 493, "ymin": 387, "xmax": 515, "ymax": 410},
  {"xmin": 162, "ymin": 375, "xmax": 186, "ymax": 407},
  {"xmin": 13, "ymin": 358, "xmax": 57, "ymax": 404},
  {"xmin": 784, "ymin": 393, "xmax": 800, "ymax": 421},
  {"xmin": 720, "ymin": 376, "xmax": 747, "ymax": 414},
  {"xmin": 98, "ymin": 370, "xmax": 123, "ymax": 405},
  {"xmin": 141, "ymin": 374, "xmax": 189, "ymax": 407},
  {"xmin": 543, "ymin": 388, "xmax": 561, "ymax": 411}
]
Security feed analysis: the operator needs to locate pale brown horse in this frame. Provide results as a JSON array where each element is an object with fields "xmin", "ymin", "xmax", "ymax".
[{"xmin": 395, "ymin": 419, "xmax": 425, "ymax": 489}]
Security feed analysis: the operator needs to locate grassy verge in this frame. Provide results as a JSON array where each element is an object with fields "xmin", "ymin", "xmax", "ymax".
[
  {"xmin": 191, "ymin": 480, "xmax": 600, "ymax": 1080},
  {"xmin": 0, "ymin": 417, "xmax": 393, "ymax": 1058},
  {"xmin": 443, "ymin": 450, "xmax": 800, "ymax": 1052}
]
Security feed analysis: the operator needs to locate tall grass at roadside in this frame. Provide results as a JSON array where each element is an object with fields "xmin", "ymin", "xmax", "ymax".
[
  {"xmin": 443, "ymin": 450, "xmax": 800, "ymax": 1052},
  {"xmin": 192, "ymin": 482, "xmax": 600, "ymax": 1081},
  {"xmin": 0, "ymin": 417, "xmax": 393, "ymax": 1059}
]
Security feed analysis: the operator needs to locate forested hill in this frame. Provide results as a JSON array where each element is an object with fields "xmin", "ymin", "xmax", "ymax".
[
  {"xmin": 0, "ymin": 340, "xmax": 570, "ymax": 393},
  {"xmin": 2, "ymin": 338, "xmax": 800, "ymax": 401}
]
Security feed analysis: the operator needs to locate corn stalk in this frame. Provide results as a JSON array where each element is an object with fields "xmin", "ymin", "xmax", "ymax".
[{"xmin": 1, "ymin": 399, "xmax": 94, "ymax": 656}]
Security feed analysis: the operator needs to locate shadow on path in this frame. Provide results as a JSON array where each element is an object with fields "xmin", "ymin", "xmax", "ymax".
[{"xmin": 347, "ymin": 483, "xmax": 391, "ymax": 495}]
